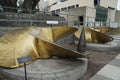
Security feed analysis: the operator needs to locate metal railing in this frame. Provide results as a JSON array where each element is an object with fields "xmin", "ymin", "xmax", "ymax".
[
  {"xmin": 0, "ymin": 6, "xmax": 120, "ymax": 28},
  {"xmin": 0, "ymin": 19, "xmax": 120, "ymax": 28}
]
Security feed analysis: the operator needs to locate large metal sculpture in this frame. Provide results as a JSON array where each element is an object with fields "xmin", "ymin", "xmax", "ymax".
[
  {"xmin": 75, "ymin": 27, "xmax": 113, "ymax": 43},
  {"xmin": 0, "ymin": 26, "xmax": 85, "ymax": 68}
]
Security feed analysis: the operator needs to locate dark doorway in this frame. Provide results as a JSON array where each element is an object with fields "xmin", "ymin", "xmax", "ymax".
[
  {"xmin": 79, "ymin": 16, "xmax": 84, "ymax": 25},
  {"xmin": 94, "ymin": 0, "xmax": 100, "ymax": 6}
]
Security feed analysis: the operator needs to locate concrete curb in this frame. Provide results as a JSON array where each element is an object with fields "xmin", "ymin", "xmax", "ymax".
[
  {"xmin": 86, "ymin": 35, "xmax": 120, "ymax": 51},
  {"xmin": 75, "ymin": 34, "xmax": 120, "ymax": 52},
  {"xmin": 86, "ymin": 41, "xmax": 120, "ymax": 52},
  {"xmin": 0, "ymin": 58, "xmax": 88, "ymax": 80}
]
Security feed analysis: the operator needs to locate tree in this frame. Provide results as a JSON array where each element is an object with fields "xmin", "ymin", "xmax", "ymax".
[
  {"xmin": 22, "ymin": 0, "xmax": 40, "ymax": 13},
  {"xmin": 0, "ymin": 0, "xmax": 40, "ymax": 13},
  {"xmin": 0, "ymin": 0, "xmax": 17, "ymax": 12}
]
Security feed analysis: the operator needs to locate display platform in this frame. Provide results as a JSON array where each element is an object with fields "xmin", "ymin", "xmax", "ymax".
[{"xmin": 0, "ymin": 58, "xmax": 88, "ymax": 80}]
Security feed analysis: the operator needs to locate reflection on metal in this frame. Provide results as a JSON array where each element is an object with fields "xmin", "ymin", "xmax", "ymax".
[
  {"xmin": 26, "ymin": 26, "xmax": 78, "ymax": 42},
  {"xmin": 91, "ymin": 27, "xmax": 113, "ymax": 34},
  {"xmin": 77, "ymin": 27, "xmax": 86, "ymax": 53},
  {"xmin": 0, "ymin": 26, "xmax": 85, "ymax": 68},
  {"xmin": 75, "ymin": 27, "xmax": 113, "ymax": 43}
]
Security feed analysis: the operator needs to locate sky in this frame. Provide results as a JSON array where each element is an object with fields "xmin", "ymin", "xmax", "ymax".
[{"xmin": 117, "ymin": 0, "xmax": 120, "ymax": 10}]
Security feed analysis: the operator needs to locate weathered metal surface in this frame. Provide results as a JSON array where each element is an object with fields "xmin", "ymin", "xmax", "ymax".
[
  {"xmin": 0, "ymin": 26, "xmax": 85, "ymax": 68},
  {"xmin": 77, "ymin": 27, "xmax": 86, "ymax": 53}
]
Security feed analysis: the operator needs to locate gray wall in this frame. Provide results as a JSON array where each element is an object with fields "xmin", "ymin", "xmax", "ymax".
[
  {"xmin": 59, "ymin": 6, "xmax": 96, "ymax": 26},
  {"xmin": 115, "ymin": 10, "xmax": 120, "ymax": 22},
  {"xmin": 0, "ymin": 12, "xmax": 65, "ymax": 27}
]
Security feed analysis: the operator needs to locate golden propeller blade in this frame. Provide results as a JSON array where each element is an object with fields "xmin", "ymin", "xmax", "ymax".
[
  {"xmin": 0, "ymin": 29, "xmax": 39, "ymax": 68},
  {"xmin": 75, "ymin": 27, "xmax": 113, "ymax": 43},
  {"xmin": 37, "ymin": 38, "xmax": 85, "ymax": 58},
  {"xmin": 25, "ymin": 26, "xmax": 78, "ymax": 42},
  {"xmin": 90, "ymin": 27, "xmax": 113, "ymax": 34},
  {"xmin": 0, "ymin": 26, "xmax": 85, "ymax": 68}
]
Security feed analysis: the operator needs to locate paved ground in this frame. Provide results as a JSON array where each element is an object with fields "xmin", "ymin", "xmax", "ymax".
[
  {"xmin": 80, "ymin": 50, "xmax": 120, "ymax": 80},
  {"xmin": 90, "ymin": 54, "xmax": 120, "ymax": 80}
]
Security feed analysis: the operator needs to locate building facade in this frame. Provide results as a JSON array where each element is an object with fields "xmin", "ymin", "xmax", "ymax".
[
  {"xmin": 115, "ymin": 10, "xmax": 120, "ymax": 22},
  {"xmin": 39, "ymin": 0, "xmax": 118, "ymax": 26}
]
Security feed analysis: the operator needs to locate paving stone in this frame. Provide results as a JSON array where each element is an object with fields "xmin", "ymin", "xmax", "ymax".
[
  {"xmin": 109, "ymin": 59, "xmax": 120, "ymax": 68},
  {"xmin": 90, "ymin": 74, "xmax": 113, "ymax": 80},
  {"xmin": 98, "ymin": 65, "xmax": 120, "ymax": 80},
  {"xmin": 115, "ymin": 54, "xmax": 120, "ymax": 59},
  {"xmin": 91, "ymin": 65, "xmax": 120, "ymax": 80}
]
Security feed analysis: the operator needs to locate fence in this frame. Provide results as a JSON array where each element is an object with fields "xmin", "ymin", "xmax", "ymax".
[
  {"xmin": 0, "ymin": 6, "xmax": 120, "ymax": 28},
  {"xmin": 0, "ymin": 18, "xmax": 120, "ymax": 28}
]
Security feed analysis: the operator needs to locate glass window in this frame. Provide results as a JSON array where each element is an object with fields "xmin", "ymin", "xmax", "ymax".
[
  {"xmin": 95, "ymin": 6, "xmax": 107, "ymax": 22},
  {"xmin": 61, "ymin": 0, "xmax": 67, "ymax": 2},
  {"xmin": 68, "ymin": 5, "xmax": 75, "ymax": 9},
  {"xmin": 56, "ymin": 9, "xmax": 60, "ymax": 13},
  {"xmin": 76, "ymin": 4, "xmax": 79, "ymax": 8},
  {"xmin": 61, "ymin": 7, "xmax": 67, "ymax": 11}
]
